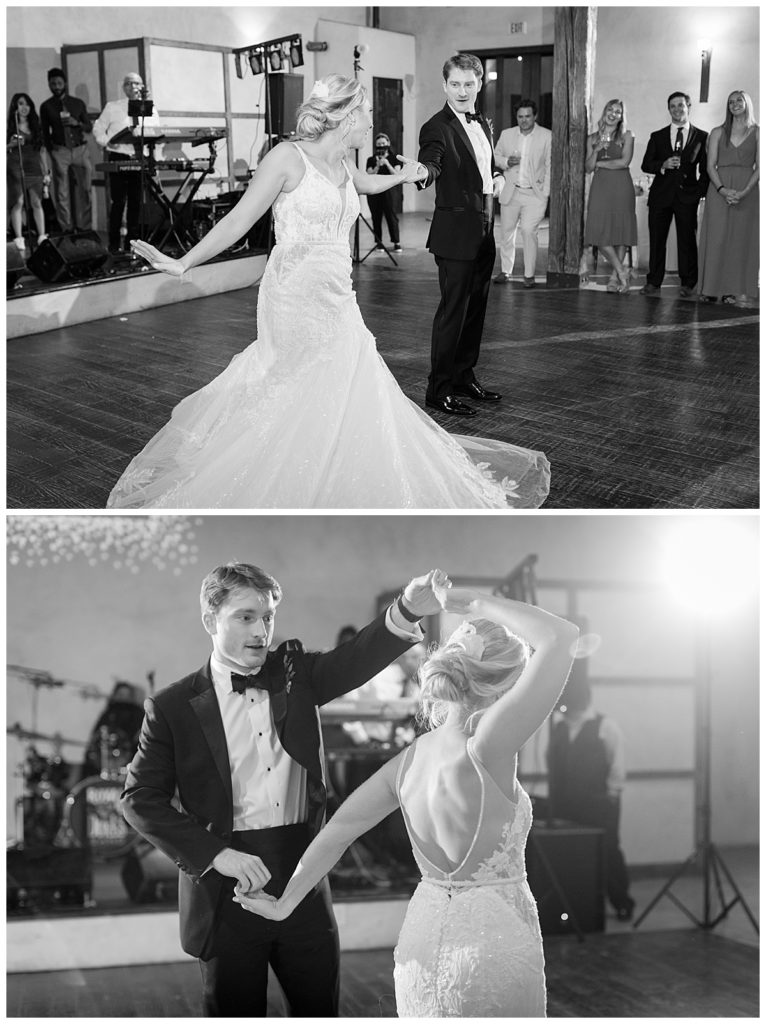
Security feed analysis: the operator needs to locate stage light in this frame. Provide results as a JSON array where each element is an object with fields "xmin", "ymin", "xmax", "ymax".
[
  {"xmin": 234, "ymin": 52, "xmax": 244, "ymax": 80},
  {"xmin": 658, "ymin": 518, "xmax": 757, "ymax": 618},
  {"xmin": 290, "ymin": 37, "xmax": 303, "ymax": 68},
  {"xmin": 248, "ymin": 49, "xmax": 263, "ymax": 75},
  {"xmin": 268, "ymin": 45, "xmax": 283, "ymax": 71}
]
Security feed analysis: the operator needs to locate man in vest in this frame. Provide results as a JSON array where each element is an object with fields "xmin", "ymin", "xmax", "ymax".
[{"xmin": 547, "ymin": 672, "xmax": 635, "ymax": 920}]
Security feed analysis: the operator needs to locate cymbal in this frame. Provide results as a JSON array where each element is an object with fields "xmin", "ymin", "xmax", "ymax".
[{"xmin": 6, "ymin": 722, "xmax": 85, "ymax": 747}]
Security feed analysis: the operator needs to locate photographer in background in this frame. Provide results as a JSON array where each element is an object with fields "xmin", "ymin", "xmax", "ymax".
[{"xmin": 365, "ymin": 132, "xmax": 402, "ymax": 253}]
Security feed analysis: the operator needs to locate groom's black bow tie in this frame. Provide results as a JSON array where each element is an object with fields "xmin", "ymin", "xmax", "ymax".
[
  {"xmin": 231, "ymin": 671, "xmax": 272, "ymax": 695},
  {"xmin": 465, "ymin": 111, "xmax": 484, "ymax": 124}
]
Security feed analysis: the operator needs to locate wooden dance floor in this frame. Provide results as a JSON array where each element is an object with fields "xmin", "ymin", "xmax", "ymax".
[
  {"xmin": 6, "ymin": 930, "xmax": 758, "ymax": 1017},
  {"xmin": 6, "ymin": 215, "xmax": 759, "ymax": 509}
]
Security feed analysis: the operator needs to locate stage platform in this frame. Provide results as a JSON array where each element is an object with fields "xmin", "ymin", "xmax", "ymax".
[{"xmin": 7, "ymin": 250, "xmax": 267, "ymax": 339}]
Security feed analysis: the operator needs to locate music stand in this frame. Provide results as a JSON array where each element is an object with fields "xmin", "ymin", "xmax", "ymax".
[{"xmin": 127, "ymin": 97, "xmax": 154, "ymax": 247}]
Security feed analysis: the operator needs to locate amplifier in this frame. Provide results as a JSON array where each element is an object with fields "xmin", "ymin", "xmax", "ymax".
[
  {"xmin": 26, "ymin": 231, "xmax": 108, "ymax": 283},
  {"xmin": 7, "ymin": 845, "xmax": 93, "ymax": 911},
  {"xmin": 525, "ymin": 822, "xmax": 605, "ymax": 935}
]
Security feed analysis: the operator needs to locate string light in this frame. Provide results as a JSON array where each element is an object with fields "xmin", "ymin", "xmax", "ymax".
[{"xmin": 7, "ymin": 516, "xmax": 201, "ymax": 574}]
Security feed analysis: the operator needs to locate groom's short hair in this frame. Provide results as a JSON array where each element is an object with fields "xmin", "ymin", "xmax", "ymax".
[
  {"xmin": 200, "ymin": 561, "xmax": 283, "ymax": 615},
  {"xmin": 442, "ymin": 53, "xmax": 483, "ymax": 82}
]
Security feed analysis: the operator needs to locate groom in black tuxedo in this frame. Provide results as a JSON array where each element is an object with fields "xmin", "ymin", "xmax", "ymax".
[
  {"xmin": 640, "ymin": 91, "xmax": 709, "ymax": 297},
  {"xmin": 122, "ymin": 560, "xmax": 438, "ymax": 1016},
  {"xmin": 417, "ymin": 52, "xmax": 505, "ymax": 417}
]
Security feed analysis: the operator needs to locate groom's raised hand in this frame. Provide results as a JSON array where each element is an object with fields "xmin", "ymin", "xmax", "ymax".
[{"xmin": 401, "ymin": 568, "xmax": 451, "ymax": 618}]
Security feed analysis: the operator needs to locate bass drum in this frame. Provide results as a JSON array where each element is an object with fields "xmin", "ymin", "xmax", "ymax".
[{"xmin": 58, "ymin": 776, "xmax": 139, "ymax": 860}]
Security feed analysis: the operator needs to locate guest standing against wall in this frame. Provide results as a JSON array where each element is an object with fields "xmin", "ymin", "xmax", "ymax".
[
  {"xmin": 583, "ymin": 99, "xmax": 638, "ymax": 294},
  {"xmin": 493, "ymin": 99, "xmax": 551, "ymax": 288},
  {"xmin": 40, "ymin": 67, "xmax": 93, "ymax": 234},
  {"xmin": 698, "ymin": 90, "xmax": 759, "ymax": 306},
  {"xmin": 639, "ymin": 91, "xmax": 708, "ymax": 298}
]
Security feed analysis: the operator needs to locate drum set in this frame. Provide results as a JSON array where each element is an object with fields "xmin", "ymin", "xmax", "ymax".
[{"xmin": 7, "ymin": 667, "xmax": 146, "ymax": 880}]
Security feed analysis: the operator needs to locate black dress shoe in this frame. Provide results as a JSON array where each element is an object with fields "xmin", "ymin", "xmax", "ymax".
[
  {"xmin": 454, "ymin": 382, "xmax": 502, "ymax": 402},
  {"xmin": 639, "ymin": 283, "xmax": 660, "ymax": 296},
  {"xmin": 425, "ymin": 395, "xmax": 476, "ymax": 416}
]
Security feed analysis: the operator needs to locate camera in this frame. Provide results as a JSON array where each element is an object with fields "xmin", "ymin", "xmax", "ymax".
[{"xmin": 375, "ymin": 145, "xmax": 388, "ymax": 155}]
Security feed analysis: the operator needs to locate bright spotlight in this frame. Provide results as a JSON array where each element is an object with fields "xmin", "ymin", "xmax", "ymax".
[{"xmin": 659, "ymin": 519, "xmax": 757, "ymax": 618}]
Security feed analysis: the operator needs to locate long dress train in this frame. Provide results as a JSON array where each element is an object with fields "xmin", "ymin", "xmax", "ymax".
[
  {"xmin": 107, "ymin": 144, "xmax": 550, "ymax": 509},
  {"xmin": 393, "ymin": 738, "xmax": 546, "ymax": 1016}
]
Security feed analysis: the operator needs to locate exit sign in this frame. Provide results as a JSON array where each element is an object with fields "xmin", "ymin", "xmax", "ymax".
[{"xmin": 509, "ymin": 21, "xmax": 527, "ymax": 33}]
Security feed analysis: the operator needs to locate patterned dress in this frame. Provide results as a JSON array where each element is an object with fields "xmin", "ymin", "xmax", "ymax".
[{"xmin": 393, "ymin": 738, "xmax": 546, "ymax": 1017}]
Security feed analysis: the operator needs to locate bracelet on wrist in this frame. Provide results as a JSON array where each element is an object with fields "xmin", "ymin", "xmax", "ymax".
[
  {"xmin": 396, "ymin": 594, "xmax": 423, "ymax": 623},
  {"xmin": 716, "ymin": 184, "xmax": 724, "ymax": 192}
]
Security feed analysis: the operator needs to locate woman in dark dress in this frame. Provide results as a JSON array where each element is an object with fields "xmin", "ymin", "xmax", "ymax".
[
  {"xmin": 584, "ymin": 99, "xmax": 637, "ymax": 294},
  {"xmin": 7, "ymin": 93, "xmax": 50, "ymax": 251},
  {"xmin": 698, "ymin": 90, "xmax": 759, "ymax": 306}
]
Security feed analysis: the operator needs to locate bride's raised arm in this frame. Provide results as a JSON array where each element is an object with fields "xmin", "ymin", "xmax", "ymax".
[
  {"xmin": 131, "ymin": 141, "xmax": 303, "ymax": 276},
  {"xmin": 436, "ymin": 587, "xmax": 579, "ymax": 763},
  {"xmin": 234, "ymin": 750, "xmax": 404, "ymax": 922}
]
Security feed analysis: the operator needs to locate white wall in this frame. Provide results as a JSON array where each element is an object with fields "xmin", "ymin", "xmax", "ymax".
[{"xmin": 6, "ymin": 515, "xmax": 759, "ymax": 864}]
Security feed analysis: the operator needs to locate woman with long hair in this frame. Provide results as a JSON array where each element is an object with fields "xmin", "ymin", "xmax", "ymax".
[
  {"xmin": 583, "ymin": 99, "xmax": 638, "ymax": 293},
  {"xmin": 6, "ymin": 92, "xmax": 50, "ymax": 251},
  {"xmin": 107, "ymin": 74, "xmax": 550, "ymax": 510},
  {"xmin": 698, "ymin": 90, "xmax": 759, "ymax": 306},
  {"xmin": 235, "ymin": 572, "xmax": 578, "ymax": 1016}
]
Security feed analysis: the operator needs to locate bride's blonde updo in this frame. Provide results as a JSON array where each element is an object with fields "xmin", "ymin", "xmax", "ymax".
[
  {"xmin": 418, "ymin": 618, "xmax": 530, "ymax": 731},
  {"xmin": 294, "ymin": 74, "xmax": 368, "ymax": 141}
]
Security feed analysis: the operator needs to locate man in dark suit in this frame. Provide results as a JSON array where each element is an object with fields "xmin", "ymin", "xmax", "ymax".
[
  {"xmin": 122, "ymin": 561, "xmax": 438, "ymax": 1017},
  {"xmin": 640, "ymin": 91, "xmax": 709, "ymax": 297},
  {"xmin": 417, "ymin": 53, "xmax": 505, "ymax": 417}
]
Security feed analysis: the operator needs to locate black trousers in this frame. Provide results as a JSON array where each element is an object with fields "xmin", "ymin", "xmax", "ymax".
[
  {"xmin": 107, "ymin": 153, "xmax": 143, "ymax": 250},
  {"xmin": 647, "ymin": 198, "xmax": 700, "ymax": 288},
  {"xmin": 199, "ymin": 824, "xmax": 340, "ymax": 1018},
  {"xmin": 428, "ymin": 214, "xmax": 496, "ymax": 402},
  {"xmin": 368, "ymin": 191, "xmax": 400, "ymax": 245}
]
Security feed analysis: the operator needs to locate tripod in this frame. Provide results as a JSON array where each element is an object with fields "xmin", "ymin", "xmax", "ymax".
[
  {"xmin": 633, "ymin": 626, "xmax": 758, "ymax": 935},
  {"xmin": 351, "ymin": 46, "xmax": 398, "ymax": 267}
]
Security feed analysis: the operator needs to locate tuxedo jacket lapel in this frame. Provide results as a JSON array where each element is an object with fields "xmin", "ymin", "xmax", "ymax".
[{"xmin": 189, "ymin": 664, "xmax": 233, "ymax": 805}]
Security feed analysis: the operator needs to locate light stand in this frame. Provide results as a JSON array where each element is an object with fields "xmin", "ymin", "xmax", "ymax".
[
  {"xmin": 351, "ymin": 45, "xmax": 398, "ymax": 267},
  {"xmin": 633, "ymin": 621, "xmax": 758, "ymax": 935},
  {"xmin": 233, "ymin": 34, "xmax": 304, "ymax": 256}
]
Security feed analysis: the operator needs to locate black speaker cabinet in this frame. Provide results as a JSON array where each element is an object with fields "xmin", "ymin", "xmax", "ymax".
[
  {"xmin": 26, "ymin": 230, "xmax": 108, "ymax": 283},
  {"xmin": 7, "ymin": 845, "xmax": 93, "ymax": 911},
  {"xmin": 268, "ymin": 72, "xmax": 304, "ymax": 137},
  {"xmin": 121, "ymin": 841, "xmax": 178, "ymax": 904},
  {"xmin": 525, "ymin": 823, "xmax": 605, "ymax": 935},
  {"xmin": 7, "ymin": 240, "xmax": 27, "ymax": 288}
]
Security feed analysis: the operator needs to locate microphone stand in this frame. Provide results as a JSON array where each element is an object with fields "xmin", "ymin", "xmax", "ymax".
[
  {"xmin": 13, "ymin": 110, "xmax": 34, "ymax": 253},
  {"xmin": 129, "ymin": 93, "xmax": 154, "ymax": 254}
]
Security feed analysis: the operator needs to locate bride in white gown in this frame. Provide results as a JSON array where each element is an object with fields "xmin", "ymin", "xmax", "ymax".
[
  {"xmin": 236, "ymin": 573, "xmax": 578, "ymax": 1017},
  {"xmin": 107, "ymin": 75, "xmax": 550, "ymax": 509}
]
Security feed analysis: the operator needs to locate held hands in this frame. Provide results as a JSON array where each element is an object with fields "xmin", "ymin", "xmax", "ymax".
[
  {"xmin": 397, "ymin": 155, "xmax": 428, "ymax": 184},
  {"xmin": 402, "ymin": 569, "xmax": 451, "ymax": 617},
  {"xmin": 433, "ymin": 581, "xmax": 482, "ymax": 618},
  {"xmin": 233, "ymin": 888, "xmax": 286, "ymax": 921},
  {"xmin": 131, "ymin": 239, "xmax": 187, "ymax": 278},
  {"xmin": 663, "ymin": 155, "xmax": 682, "ymax": 171},
  {"xmin": 721, "ymin": 187, "xmax": 741, "ymax": 205},
  {"xmin": 212, "ymin": 847, "xmax": 271, "ymax": 895}
]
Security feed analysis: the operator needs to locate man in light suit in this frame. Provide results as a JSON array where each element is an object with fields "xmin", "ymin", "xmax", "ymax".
[
  {"xmin": 493, "ymin": 99, "xmax": 551, "ymax": 289},
  {"xmin": 417, "ymin": 52, "xmax": 505, "ymax": 417},
  {"xmin": 122, "ymin": 560, "xmax": 441, "ymax": 1016},
  {"xmin": 639, "ymin": 91, "xmax": 708, "ymax": 297}
]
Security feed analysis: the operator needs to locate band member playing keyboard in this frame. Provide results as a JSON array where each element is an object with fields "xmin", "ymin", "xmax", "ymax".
[{"xmin": 92, "ymin": 73, "xmax": 160, "ymax": 254}]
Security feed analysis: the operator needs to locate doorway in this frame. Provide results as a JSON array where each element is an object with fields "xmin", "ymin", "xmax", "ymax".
[
  {"xmin": 475, "ymin": 47, "xmax": 554, "ymax": 132},
  {"xmin": 372, "ymin": 76, "xmax": 403, "ymax": 214}
]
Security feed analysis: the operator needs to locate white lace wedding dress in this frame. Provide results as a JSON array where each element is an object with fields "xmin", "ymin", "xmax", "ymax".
[
  {"xmin": 107, "ymin": 143, "xmax": 550, "ymax": 509},
  {"xmin": 394, "ymin": 737, "xmax": 546, "ymax": 1017}
]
